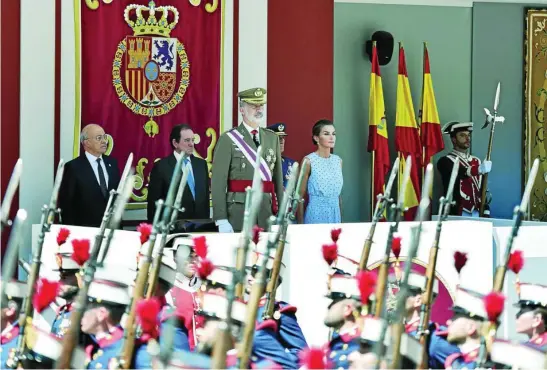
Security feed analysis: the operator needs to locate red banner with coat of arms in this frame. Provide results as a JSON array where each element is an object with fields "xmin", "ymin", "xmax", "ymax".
[{"xmin": 80, "ymin": 0, "xmax": 221, "ymax": 208}]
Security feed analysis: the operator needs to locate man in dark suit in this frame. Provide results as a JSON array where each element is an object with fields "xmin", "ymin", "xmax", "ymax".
[
  {"xmin": 147, "ymin": 124, "xmax": 210, "ymax": 222},
  {"xmin": 59, "ymin": 123, "xmax": 121, "ymax": 227}
]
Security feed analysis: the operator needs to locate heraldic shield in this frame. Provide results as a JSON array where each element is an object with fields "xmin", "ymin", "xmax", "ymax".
[
  {"xmin": 112, "ymin": 1, "xmax": 190, "ymax": 137},
  {"xmin": 125, "ymin": 37, "xmax": 177, "ymax": 105}
]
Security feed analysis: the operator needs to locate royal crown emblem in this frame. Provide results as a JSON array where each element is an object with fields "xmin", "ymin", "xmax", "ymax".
[{"xmin": 112, "ymin": 1, "xmax": 190, "ymax": 137}]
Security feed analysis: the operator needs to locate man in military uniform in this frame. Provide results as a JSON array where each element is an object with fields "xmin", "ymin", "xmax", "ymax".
[
  {"xmin": 437, "ymin": 121, "xmax": 492, "ymax": 217},
  {"xmin": 514, "ymin": 283, "xmax": 547, "ymax": 351},
  {"xmin": 80, "ymin": 265, "xmax": 135, "ymax": 369},
  {"xmin": 50, "ymin": 243, "xmax": 82, "ymax": 338},
  {"xmin": 443, "ymin": 286, "xmax": 488, "ymax": 368},
  {"xmin": 1, "ymin": 280, "xmax": 26, "ymax": 368},
  {"xmin": 211, "ymin": 87, "xmax": 283, "ymax": 232},
  {"xmin": 267, "ymin": 122, "xmax": 296, "ymax": 188},
  {"xmin": 323, "ymin": 271, "xmax": 362, "ymax": 369}
]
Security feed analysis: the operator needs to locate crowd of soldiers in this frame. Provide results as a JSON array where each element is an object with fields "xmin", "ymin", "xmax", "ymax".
[{"xmin": 1, "ymin": 88, "xmax": 546, "ymax": 369}]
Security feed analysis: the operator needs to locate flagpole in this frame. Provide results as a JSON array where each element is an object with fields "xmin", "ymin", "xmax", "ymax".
[
  {"xmin": 371, "ymin": 151, "xmax": 375, "ymax": 221},
  {"xmin": 420, "ymin": 42, "xmax": 427, "ymax": 181}
]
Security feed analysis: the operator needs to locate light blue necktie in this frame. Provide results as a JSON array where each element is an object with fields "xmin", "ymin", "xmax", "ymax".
[{"xmin": 184, "ymin": 157, "xmax": 196, "ymax": 199}]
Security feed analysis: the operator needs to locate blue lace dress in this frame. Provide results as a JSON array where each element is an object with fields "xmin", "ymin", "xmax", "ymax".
[{"xmin": 304, "ymin": 152, "xmax": 343, "ymax": 224}]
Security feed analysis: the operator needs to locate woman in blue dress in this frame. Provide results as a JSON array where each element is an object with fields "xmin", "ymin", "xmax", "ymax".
[{"xmin": 297, "ymin": 120, "xmax": 343, "ymax": 224}]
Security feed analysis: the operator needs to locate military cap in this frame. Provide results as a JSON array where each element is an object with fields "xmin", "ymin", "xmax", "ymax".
[
  {"xmin": 138, "ymin": 243, "xmax": 182, "ymax": 288},
  {"xmin": 238, "ymin": 87, "xmax": 267, "ymax": 105},
  {"xmin": 54, "ymin": 243, "xmax": 81, "ymax": 271},
  {"xmin": 388, "ymin": 272, "xmax": 439, "ymax": 296},
  {"xmin": 202, "ymin": 265, "xmax": 234, "ymax": 290},
  {"xmin": 197, "ymin": 291, "xmax": 247, "ymax": 326},
  {"xmin": 442, "ymin": 121, "xmax": 473, "ymax": 136},
  {"xmin": 515, "ymin": 283, "xmax": 547, "ymax": 309},
  {"xmin": 1, "ymin": 280, "xmax": 27, "ymax": 300},
  {"xmin": 24, "ymin": 326, "xmax": 86, "ymax": 368},
  {"xmin": 490, "ymin": 339, "xmax": 546, "ymax": 369},
  {"xmin": 451, "ymin": 286, "xmax": 488, "ymax": 321},
  {"xmin": 327, "ymin": 274, "xmax": 361, "ymax": 301},
  {"xmin": 88, "ymin": 264, "xmax": 135, "ymax": 306},
  {"xmin": 267, "ymin": 123, "xmax": 288, "ymax": 136}
]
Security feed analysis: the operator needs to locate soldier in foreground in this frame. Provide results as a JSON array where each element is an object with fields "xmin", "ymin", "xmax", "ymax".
[
  {"xmin": 443, "ymin": 287, "xmax": 488, "ymax": 368},
  {"xmin": 514, "ymin": 283, "xmax": 547, "ymax": 350},
  {"xmin": 0, "ymin": 281, "xmax": 26, "ymax": 368},
  {"xmin": 211, "ymin": 87, "xmax": 283, "ymax": 232},
  {"xmin": 437, "ymin": 121, "xmax": 492, "ymax": 217}
]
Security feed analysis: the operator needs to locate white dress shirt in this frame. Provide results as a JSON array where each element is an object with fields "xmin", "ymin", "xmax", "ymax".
[
  {"xmin": 85, "ymin": 151, "xmax": 109, "ymax": 186},
  {"xmin": 242, "ymin": 122, "xmax": 260, "ymax": 144},
  {"xmin": 173, "ymin": 150, "xmax": 194, "ymax": 176}
]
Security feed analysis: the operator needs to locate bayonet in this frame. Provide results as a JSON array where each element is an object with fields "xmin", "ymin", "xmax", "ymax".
[
  {"xmin": 1, "ymin": 159, "xmax": 23, "ymax": 229},
  {"xmin": 1, "ymin": 210, "xmax": 27, "ymax": 309},
  {"xmin": 359, "ymin": 157, "xmax": 399, "ymax": 271}
]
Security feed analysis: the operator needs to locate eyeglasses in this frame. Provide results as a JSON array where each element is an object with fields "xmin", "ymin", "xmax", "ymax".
[{"xmin": 88, "ymin": 135, "xmax": 108, "ymax": 142}]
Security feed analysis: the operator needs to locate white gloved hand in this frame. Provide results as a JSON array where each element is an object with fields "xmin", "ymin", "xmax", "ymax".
[
  {"xmin": 479, "ymin": 160, "xmax": 492, "ymax": 174},
  {"xmin": 216, "ymin": 219, "xmax": 234, "ymax": 233}
]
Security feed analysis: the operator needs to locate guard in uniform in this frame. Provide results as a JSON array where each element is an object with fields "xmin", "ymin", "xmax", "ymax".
[
  {"xmin": 323, "ymin": 271, "xmax": 362, "ymax": 369},
  {"xmin": 514, "ymin": 283, "xmax": 547, "ymax": 351},
  {"xmin": 51, "ymin": 242, "xmax": 82, "ymax": 338},
  {"xmin": 267, "ymin": 122, "xmax": 296, "ymax": 188},
  {"xmin": 391, "ymin": 271, "xmax": 460, "ymax": 367},
  {"xmin": 164, "ymin": 237, "xmax": 206, "ymax": 351},
  {"xmin": 250, "ymin": 252, "xmax": 309, "ymax": 367},
  {"xmin": 443, "ymin": 286, "xmax": 488, "ymax": 369},
  {"xmin": 136, "ymin": 242, "xmax": 192, "ymax": 356},
  {"xmin": 437, "ymin": 121, "xmax": 492, "ymax": 217},
  {"xmin": 1, "ymin": 280, "xmax": 26, "ymax": 368},
  {"xmin": 211, "ymin": 87, "xmax": 283, "ymax": 232},
  {"xmin": 80, "ymin": 264, "xmax": 135, "ymax": 369},
  {"xmin": 197, "ymin": 261, "xmax": 296, "ymax": 368}
]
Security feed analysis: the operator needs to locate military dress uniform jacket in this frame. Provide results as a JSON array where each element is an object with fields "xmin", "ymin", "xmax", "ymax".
[
  {"xmin": 327, "ymin": 325, "xmax": 361, "ymax": 369},
  {"xmin": 437, "ymin": 151, "xmax": 489, "ymax": 216},
  {"xmin": 444, "ymin": 346, "xmax": 481, "ymax": 369},
  {"xmin": 1, "ymin": 324, "xmax": 20, "ymax": 368},
  {"xmin": 211, "ymin": 125, "xmax": 283, "ymax": 231},
  {"xmin": 251, "ymin": 320, "xmax": 294, "ymax": 369},
  {"xmin": 255, "ymin": 299, "xmax": 308, "ymax": 366},
  {"xmin": 526, "ymin": 332, "xmax": 547, "ymax": 351},
  {"xmin": 51, "ymin": 303, "xmax": 73, "ymax": 337},
  {"xmin": 281, "ymin": 156, "xmax": 296, "ymax": 189},
  {"xmin": 410, "ymin": 323, "xmax": 460, "ymax": 369}
]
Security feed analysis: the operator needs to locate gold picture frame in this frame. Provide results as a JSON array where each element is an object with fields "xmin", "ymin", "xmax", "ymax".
[{"xmin": 524, "ymin": 8, "xmax": 547, "ymax": 221}]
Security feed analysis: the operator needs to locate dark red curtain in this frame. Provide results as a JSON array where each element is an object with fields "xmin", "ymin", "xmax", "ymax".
[{"xmin": 81, "ymin": 0, "xmax": 221, "ymax": 206}]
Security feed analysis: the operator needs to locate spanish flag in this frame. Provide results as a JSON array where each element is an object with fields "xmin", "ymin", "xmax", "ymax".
[
  {"xmin": 395, "ymin": 43, "xmax": 422, "ymax": 221},
  {"xmin": 420, "ymin": 43, "xmax": 444, "ymax": 167},
  {"xmin": 367, "ymin": 42, "xmax": 390, "ymax": 219}
]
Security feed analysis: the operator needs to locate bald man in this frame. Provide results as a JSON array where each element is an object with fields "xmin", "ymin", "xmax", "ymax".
[{"xmin": 59, "ymin": 124, "xmax": 120, "ymax": 227}]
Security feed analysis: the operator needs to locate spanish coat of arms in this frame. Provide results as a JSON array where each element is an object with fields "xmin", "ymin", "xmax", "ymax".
[{"xmin": 112, "ymin": 1, "xmax": 190, "ymax": 137}]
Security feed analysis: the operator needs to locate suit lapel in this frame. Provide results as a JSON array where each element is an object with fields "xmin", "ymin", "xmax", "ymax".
[
  {"xmin": 79, "ymin": 155, "xmax": 104, "ymax": 197},
  {"xmin": 167, "ymin": 153, "xmax": 177, "ymax": 174}
]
